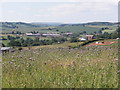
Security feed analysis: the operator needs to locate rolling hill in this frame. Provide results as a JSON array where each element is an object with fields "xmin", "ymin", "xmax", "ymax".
[{"xmin": 0, "ymin": 22, "xmax": 117, "ymax": 34}]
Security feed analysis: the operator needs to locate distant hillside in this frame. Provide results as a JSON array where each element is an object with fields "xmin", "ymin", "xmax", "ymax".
[
  {"xmin": 32, "ymin": 22, "xmax": 61, "ymax": 26},
  {"xmin": 60, "ymin": 22, "xmax": 116, "ymax": 26},
  {"xmin": 83, "ymin": 22, "xmax": 116, "ymax": 26},
  {"xmin": 0, "ymin": 22, "xmax": 54, "ymax": 29},
  {"xmin": 0, "ymin": 22, "xmax": 117, "ymax": 34},
  {"xmin": 56, "ymin": 25, "xmax": 100, "ymax": 34}
]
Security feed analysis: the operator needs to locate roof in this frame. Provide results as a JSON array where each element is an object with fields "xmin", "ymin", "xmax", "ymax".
[
  {"xmin": 42, "ymin": 34, "xmax": 60, "ymax": 36},
  {"xmin": 85, "ymin": 35, "xmax": 94, "ymax": 37},
  {"xmin": 26, "ymin": 33, "xmax": 40, "ymax": 36},
  {"xmin": 0, "ymin": 47, "xmax": 11, "ymax": 51},
  {"xmin": 80, "ymin": 38, "xmax": 86, "ymax": 41}
]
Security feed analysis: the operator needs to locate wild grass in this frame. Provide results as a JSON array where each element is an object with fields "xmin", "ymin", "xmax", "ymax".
[
  {"xmin": 0, "ymin": 53, "xmax": 2, "ymax": 89},
  {"xmin": 2, "ymin": 43, "xmax": 118, "ymax": 88}
]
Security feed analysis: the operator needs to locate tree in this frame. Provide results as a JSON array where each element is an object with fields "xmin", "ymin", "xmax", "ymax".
[
  {"xmin": 16, "ymin": 36, "xmax": 20, "ymax": 39},
  {"xmin": 117, "ymin": 27, "xmax": 120, "ymax": 38},
  {"xmin": 11, "ymin": 31, "xmax": 15, "ymax": 34},
  {"xmin": 69, "ymin": 37, "xmax": 78, "ymax": 43},
  {"xmin": 2, "ymin": 43, "xmax": 5, "ymax": 47},
  {"xmin": 56, "ymin": 30, "xmax": 59, "ymax": 32},
  {"xmin": 8, "ymin": 40, "xmax": 21, "ymax": 46},
  {"xmin": 7, "ymin": 35, "xmax": 15, "ymax": 40},
  {"xmin": 98, "ymin": 30, "xmax": 102, "ymax": 34}
]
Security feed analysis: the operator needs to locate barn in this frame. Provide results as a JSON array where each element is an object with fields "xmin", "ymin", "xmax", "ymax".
[{"xmin": 0, "ymin": 47, "xmax": 11, "ymax": 53}]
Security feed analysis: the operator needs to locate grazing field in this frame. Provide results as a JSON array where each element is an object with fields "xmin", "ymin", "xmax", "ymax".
[
  {"xmin": 102, "ymin": 30, "xmax": 116, "ymax": 33},
  {"xmin": 86, "ymin": 25, "xmax": 117, "ymax": 30},
  {"xmin": 2, "ymin": 41, "xmax": 118, "ymax": 88},
  {"xmin": 0, "ymin": 53, "xmax": 2, "ymax": 89},
  {"xmin": 56, "ymin": 25, "xmax": 100, "ymax": 34},
  {"xmin": 1, "ymin": 25, "xmax": 100, "ymax": 34},
  {"xmin": 1, "ymin": 22, "xmax": 118, "ymax": 34},
  {"xmin": 23, "ymin": 42, "xmax": 83, "ymax": 50}
]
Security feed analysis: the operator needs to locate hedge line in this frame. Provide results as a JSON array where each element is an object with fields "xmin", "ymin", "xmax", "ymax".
[{"xmin": 79, "ymin": 38, "xmax": 104, "ymax": 47}]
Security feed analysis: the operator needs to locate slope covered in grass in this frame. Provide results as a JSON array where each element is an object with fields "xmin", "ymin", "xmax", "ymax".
[{"xmin": 2, "ymin": 41, "xmax": 118, "ymax": 88}]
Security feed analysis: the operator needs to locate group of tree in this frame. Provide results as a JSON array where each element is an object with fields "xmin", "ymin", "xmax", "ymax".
[
  {"xmin": 7, "ymin": 37, "xmax": 68, "ymax": 47},
  {"xmin": 30, "ymin": 31, "xmax": 39, "ymax": 34},
  {"xmin": 7, "ymin": 35, "xmax": 20, "ymax": 40},
  {"xmin": 11, "ymin": 31, "xmax": 22, "ymax": 34},
  {"xmin": 95, "ymin": 32, "xmax": 118, "ymax": 39}
]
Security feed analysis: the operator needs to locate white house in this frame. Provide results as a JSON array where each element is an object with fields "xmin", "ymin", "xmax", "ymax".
[
  {"xmin": 42, "ymin": 33, "xmax": 61, "ymax": 37},
  {"xmin": 79, "ymin": 38, "xmax": 87, "ymax": 41},
  {"xmin": 26, "ymin": 33, "xmax": 41, "ymax": 36}
]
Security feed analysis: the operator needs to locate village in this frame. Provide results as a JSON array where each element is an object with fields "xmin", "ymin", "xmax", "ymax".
[{"xmin": 0, "ymin": 32, "xmax": 95, "ymax": 52}]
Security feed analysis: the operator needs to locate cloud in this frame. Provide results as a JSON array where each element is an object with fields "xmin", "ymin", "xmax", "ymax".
[
  {"xmin": 1, "ymin": 0, "xmax": 119, "ymax": 4},
  {"xmin": 46, "ymin": 2, "xmax": 116, "ymax": 18},
  {"xmin": 1, "ymin": 1, "xmax": 118, "ymax": 23}
]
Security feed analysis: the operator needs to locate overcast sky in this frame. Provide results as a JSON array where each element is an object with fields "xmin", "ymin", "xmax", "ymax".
[{"xmin": 0, "ymin": 0, "xmax": 119, "ymax": 23}]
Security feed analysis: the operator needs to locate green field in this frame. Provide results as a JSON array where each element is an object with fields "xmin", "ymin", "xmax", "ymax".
[
  {"xmin": 102, "ymin": 30, "xmax": 116, "ymax": 33},
  {"xmin": 22, "ymin": 42, "xmax": 83, "ymax": 49},
  {"xmin": 86, "ymin": 25, "xmax": 117, "ymax": 30},
  {"xmin": 56, "ymin": 25, "xmax": 101, "ymax": 34},
  {"xmin": 2, "ymin": 27, "xmax": 55, "ymax": 33},
  {"xmin": 1, "ymin": 22, "xmax": 118, "ymax": 35},
  {"xmin": 0, "ymin": 53, "xmax": 2, "ymax": 89},
  {"xmin": 1, "ymin": 25, "xmax": 117, "ymax": 35},
  {"xmin": 1, "ymin": 25, "xmax": 101, "ymax": 34},
  {"xmin": 2, "ymin": 40, "xmax": 118, "ymax": 88}
]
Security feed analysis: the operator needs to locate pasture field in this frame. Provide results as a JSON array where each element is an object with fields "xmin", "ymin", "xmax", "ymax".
[
  {"xmin": 2, "ymin": 40, "xmax": 118, "ymax": 88},
  {"xmin": 0, "ymin": 53, "xmax": 2, "ymax": 89},
  {"xmin": 1, "ymin": 27, "xmax": 56, "ymax": 33},
  {"xmin": 1, "ymin": 22, "xmax": 118, "ymax": 35},
  {"xmin": 1, "ymin": 25, "xmax": 101, "ymax": 34},
  {"xmin": 2, "ymin": 40, "xmax": 9, "ymax": 46},
  {"xmin": 102, "ymin": 30, "xmax": 116, "ymax": 33},
  {"xmin": 86, "ymin": 25, "xmax": 117, "ymax": 30},
  {"xmin": 56, "ymin": 25, "xmax": 100, "ymax": 34},
  {"xmin": 23, "ymin": 42, "xmax": 83, "ymax": 50}
]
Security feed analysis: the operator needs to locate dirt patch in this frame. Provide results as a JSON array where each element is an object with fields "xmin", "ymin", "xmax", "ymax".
[{"xmin": 87, "ymin": 40, "xmax": 117, "ymax": 46}]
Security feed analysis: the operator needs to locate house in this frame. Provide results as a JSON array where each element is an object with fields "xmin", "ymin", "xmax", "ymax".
[
  {"xmin": 85, "ymin": 35, "xmax": 94, "ymax": 40},
  {"xmin": 0, "ymin": 47, "xmax": 11, "ymax": 53}
]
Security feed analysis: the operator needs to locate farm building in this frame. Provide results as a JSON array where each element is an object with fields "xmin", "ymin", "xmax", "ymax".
[
  {"xmin": 0, "ymin": 47, "xmax": 11, "ymax": 53},
  {"xmin": 85, "ymin": 35, "xmax": 94, "ymax": 40},
  {"xmin": 79, "ymin": 38, "xmax": 87, "ymax": 41},
  {"xmin": 63, "ymin": 32, "xmax": 73, "ymax": 36},
  {"xmin": 26, "ymin": 33, "xmax": 41, "ymax": 36},
  {"xmin": 42, "ymin": 33, "xmax": 61, "ymax": 37}
]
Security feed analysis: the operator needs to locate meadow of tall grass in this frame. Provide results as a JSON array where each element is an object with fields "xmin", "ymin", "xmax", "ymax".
[
  {"xmin": 0, "ymin": 53, "xmax": 2, "ymax": 89},
  {"xmin": 2, "ymin": 42, "xmax": 118, "ymax": 88}
]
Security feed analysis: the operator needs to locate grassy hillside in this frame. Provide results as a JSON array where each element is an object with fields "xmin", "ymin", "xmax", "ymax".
[
  {"xmin": 2, "ymin": 26, "xmax": 57, "ymax": 33},
  {"xmin": 2, "ymin": 40, "xmax": 118, "ymax": 88},
  {"xmin": 55, "ymin": 25, "xmax": 100, "ymax": 34},
  {"xmin": 1, "ymin": 25, "xmax": 101, "ymax": 34},
  {"xmin": 22, "ymin": 42, "xmax": 83, "ymax": 50},
  {"xmin": 1, "ymin": 22, "xmax": 117, "ymax": 34}
]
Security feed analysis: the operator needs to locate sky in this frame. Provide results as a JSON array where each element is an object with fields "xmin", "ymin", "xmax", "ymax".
[{"xmin": 0, "ymin": 0, "xmax": 119, "ymax": 23}]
